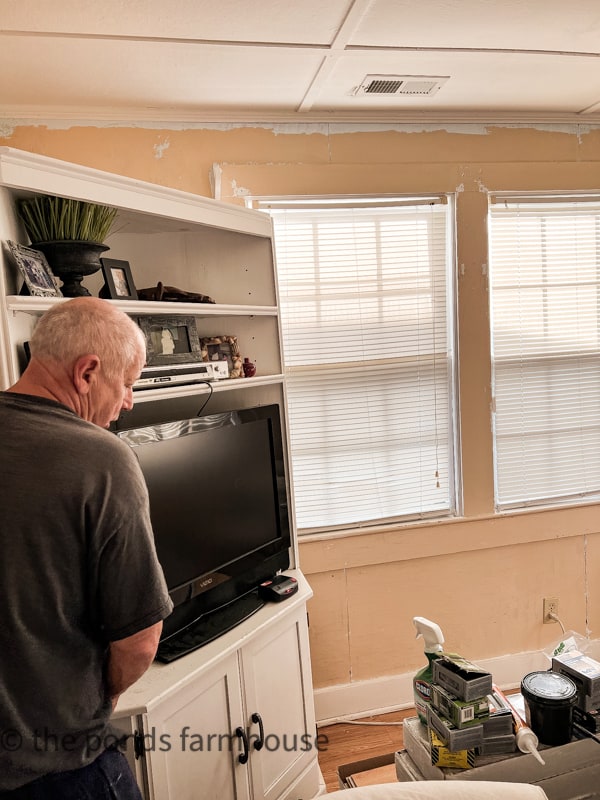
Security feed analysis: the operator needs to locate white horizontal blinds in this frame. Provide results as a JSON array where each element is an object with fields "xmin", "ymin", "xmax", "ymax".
[
  {"xmin": 266, "ymin": 199, "xmax": 456, "ymax": 532},
  {"xmin": 489, "ymin": 197, "xmax": 600, "ymax": 509}
]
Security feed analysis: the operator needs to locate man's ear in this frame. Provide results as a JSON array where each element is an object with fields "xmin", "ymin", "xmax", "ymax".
[{"xmin": 73, "ymin": 354, "xmax": 101, "ymax": 395}]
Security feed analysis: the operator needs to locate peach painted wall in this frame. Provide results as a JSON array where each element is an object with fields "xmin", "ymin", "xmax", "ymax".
[{"xmin": 3, "ymin": 121, "xmax": 600, "ymax": 696}]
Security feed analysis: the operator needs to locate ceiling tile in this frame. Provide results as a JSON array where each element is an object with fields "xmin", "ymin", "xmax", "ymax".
[
  {"xmin": 2, "ymin": 0, "xmax": 352, "ymax": 44},
  {"xmin": 312, "ymin": 50, "xmax": 600, "ymax": 113},
  {"xmin": 349, "ymin": 0, "xmax": 600, "ymax": 52},
  {"xmin": 0, "ymin": 36, "xmax": 325, "ymax": 110}
]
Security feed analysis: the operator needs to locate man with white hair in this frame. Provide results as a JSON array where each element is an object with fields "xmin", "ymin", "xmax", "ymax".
[{"xmin": 0, "ymin": 298, "xmax": 173, "ymax": 798}]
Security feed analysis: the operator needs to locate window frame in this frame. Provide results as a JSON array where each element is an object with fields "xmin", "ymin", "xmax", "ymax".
[
  {"xmin": 488, "ymin": 191, "xmax": 600, "ymax": 511},
  {"xmin": 249, "ymin": 193, "xmax": 462, "ymax": 535}
]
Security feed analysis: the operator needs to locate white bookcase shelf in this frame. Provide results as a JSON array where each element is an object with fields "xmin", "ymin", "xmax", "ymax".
[
  {"xmin": 5, "ymin": 295, "xmax": 279, "ymax": 317},
  {"xmin": 0, "ymin": 148, "xmax": 285, "ymax": 403}
]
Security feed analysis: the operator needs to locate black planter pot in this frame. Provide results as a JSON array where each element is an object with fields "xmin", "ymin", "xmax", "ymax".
[{"xmin": 31, "ymin": 240, "xmax": 110, "ymax": 297}]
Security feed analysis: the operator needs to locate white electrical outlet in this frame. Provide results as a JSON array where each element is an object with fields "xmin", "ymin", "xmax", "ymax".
[{"xmin": 543, "ymin": 596, "xmax": 559, "ymax": 624}]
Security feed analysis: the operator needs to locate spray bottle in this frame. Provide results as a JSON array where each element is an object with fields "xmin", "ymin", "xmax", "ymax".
[{"xmin": 413, "ymin": 617, "xmax": 445, "ymax": 724}]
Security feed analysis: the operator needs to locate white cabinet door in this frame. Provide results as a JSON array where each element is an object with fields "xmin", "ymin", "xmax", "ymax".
[
  {"xmin": 143, "ymin": 652, "xmax": 251, "ymax": 800},
  {"xmin": 241, "ymin": 607, "xmax": 319, "ymax": 800},
  {"xmin": 111, "ymin": 713, "xmax": 149, "ymax": 799}
]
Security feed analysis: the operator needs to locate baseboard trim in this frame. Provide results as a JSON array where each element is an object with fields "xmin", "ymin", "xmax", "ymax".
[{"xmin": 314, "ymin": 647, "xmax": 565, "ymax": 725}]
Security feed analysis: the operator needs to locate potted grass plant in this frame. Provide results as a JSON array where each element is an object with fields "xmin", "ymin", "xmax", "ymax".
[{"xmin": 17, "ymin": 195, "xmax": 118, "ymax": 297}]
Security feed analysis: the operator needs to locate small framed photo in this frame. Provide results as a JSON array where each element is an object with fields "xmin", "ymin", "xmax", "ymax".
[
  {"xmin": 201, "ymin": 335, "xmax": 243, "ymax": 379},
  {"xmin": 137, "ymin": 315, "xmax": 203, "ymax": 367},
  {"xmin": 5, "ymin": 240, "xmax": 62, "ymax": 298},
  {"xmin": 100, "ymin": 258, "xmax": 138, "ymax": 300}
]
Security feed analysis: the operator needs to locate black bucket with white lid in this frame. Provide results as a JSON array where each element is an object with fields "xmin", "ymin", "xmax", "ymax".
[{"xmin": 521, "ymin": 670, "xmax": 577, "ymax": 746}]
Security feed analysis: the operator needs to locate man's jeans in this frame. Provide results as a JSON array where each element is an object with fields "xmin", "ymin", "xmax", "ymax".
[{"xmin": 0, "ymin": 748, "xmax": 142, "ymax": 799}]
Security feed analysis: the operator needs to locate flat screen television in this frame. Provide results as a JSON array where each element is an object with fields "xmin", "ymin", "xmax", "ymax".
[{"xmin": 117, "ymin": 403, "xmax": 291, "ymax": 661}]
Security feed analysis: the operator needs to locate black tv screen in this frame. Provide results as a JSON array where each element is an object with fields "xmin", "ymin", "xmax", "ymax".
[{"xmin": 117, "ymin": 404, "xmax": 291, "ymax": 647}]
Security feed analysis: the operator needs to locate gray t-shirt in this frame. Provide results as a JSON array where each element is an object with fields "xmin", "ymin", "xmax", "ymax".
[{"xmin": 0, "ymin": 392, "xmax": 173, "ymax": 790}]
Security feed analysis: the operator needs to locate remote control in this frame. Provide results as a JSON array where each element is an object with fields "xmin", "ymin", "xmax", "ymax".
[{"xmin": 258, "ymin": 574, "xmax": 299, "ymax": 602}]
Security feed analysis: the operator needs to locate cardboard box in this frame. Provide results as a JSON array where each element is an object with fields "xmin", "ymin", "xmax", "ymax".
[
  {"xmin": 482, "ymin": 706, "xmax": 514, "ymax": 736},
  {"xmin": 430, "ymin": 728, "xmax": 476, "ymax": 769},
  {"xmin": 395, "ymin": 750, "xmax": 429, "ymax": 782},
  {"xmin": 452, "ymin": 736, "xmax": 600, "ymax": 800},
  {"xmin": 574, "ymin": 705, "xmax": 600, "ymax": 733},
  {"xmin": 398, "ymin": 715, "xmax": 600, "ymax": 800},
  {"xmin": 476, "ymin": 734, "xmax": 517, "ymax": 756},
  {"xmin": 348, "ymin": 762, "xmax": 398, "ymax": 788},
  {"xmin": 427, "ymin": 705, "xmax": 484, "ymax": 751},
  {"xmin": 337, "ymin": 752, "xmax": 397, "ymax": 790},
  {"xmin": 552, "ymin": 651, "xmax": 600, "ymax": 696},
  {"xmin": 552, "ymin": 651, "xmax": 600, "ymax": 711},
  {"xmin": 430, "ymin": 682, "xmax": 490, "ymax": 728},
  {"xmin": 432, "ymin": 654, "xmax": 493, "ymax": 701},
  {"xmin": 403, "ymin": 716, "xmax": 478, "ymax": 780},
  {"xmin": 340, "ymin": 716, "xmax": 600, "ymax": 799}
]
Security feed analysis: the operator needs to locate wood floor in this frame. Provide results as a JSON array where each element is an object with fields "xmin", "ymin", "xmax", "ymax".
[{"xmin": 317, "ymin": 709, "xmax": 416, "ymax": 793}]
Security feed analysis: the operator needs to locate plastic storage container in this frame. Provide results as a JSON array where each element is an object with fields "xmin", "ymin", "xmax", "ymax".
[{"xmin": 521, "ymin": 670, "xmax": 577, "ymax": 746}]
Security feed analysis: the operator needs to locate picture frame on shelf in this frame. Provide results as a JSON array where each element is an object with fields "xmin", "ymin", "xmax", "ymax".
[
  {"xmin": 201, "ymin": 335, "xmax": 243, "ymax": 379},
  {"xmin": 99, "ymin": 258, "xmax": 138, "ymax": 300},
  {"xmin": 137, "ymin": 315, "xmax": 203, "ymax": 367},
  {"xmin": 5, "ymin": 240, "xmax": 63, "ymax": 298}
]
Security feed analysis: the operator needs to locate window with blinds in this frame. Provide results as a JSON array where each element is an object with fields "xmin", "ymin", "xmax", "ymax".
[
  {"xmin": 489, "ymin": 196, "xmax": 600, "ymax": 510},
  {"xmin": 255, "ymin": 197, "xmax": 458, "ymax": 534}
]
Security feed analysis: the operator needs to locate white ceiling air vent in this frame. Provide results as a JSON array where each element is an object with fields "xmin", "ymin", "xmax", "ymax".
[{"xmin": 353, "ymin": 75, "xmax": 449, "ymax": 97}]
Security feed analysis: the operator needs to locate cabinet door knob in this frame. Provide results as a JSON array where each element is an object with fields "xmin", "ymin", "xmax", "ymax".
[
  {"xmin": 236, "ymin": 726, "xmax": 250, "ymax": 764},
  {"xmin": 251, "ymin": 712, "xmax": 265, "ymax": 750}
]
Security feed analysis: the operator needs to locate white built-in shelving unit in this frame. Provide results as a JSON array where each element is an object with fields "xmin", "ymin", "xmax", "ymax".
[{"xmin": 0, "ymin": 148, "xmax": 320, "ymax": 800}]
